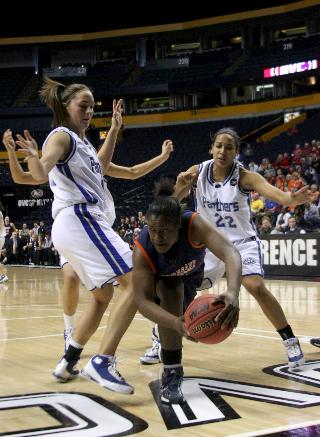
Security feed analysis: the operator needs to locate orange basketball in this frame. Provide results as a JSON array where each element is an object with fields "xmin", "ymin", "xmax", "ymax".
[{"xmin": 184, "ymin": 293, "xmax": 233, "ymax": 344}]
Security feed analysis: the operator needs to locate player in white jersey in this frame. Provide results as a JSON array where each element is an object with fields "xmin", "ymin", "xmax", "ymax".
[
  {"xmin": 3, "ymin": 127, "xmax": 174, "ymax": 353},
  {"xmin": 0, "ymin": 211, "xmax": 8, "ymax": 283},
  {"xmin": 195, "ymin": 158, "xmax": 260, "ymax": 285},
  {"xmin": 174, "ymin": 127, "xmax": 313, "ymax": 369},
  {"xmin": 6, "ymin": 76, "xmax": 141, "ymax": 394}
]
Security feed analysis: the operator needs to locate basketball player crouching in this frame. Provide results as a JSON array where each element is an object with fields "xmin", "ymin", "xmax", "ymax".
[{"xmin": 132, "ymin": 178, "xmax": 241, "ymax": 404}]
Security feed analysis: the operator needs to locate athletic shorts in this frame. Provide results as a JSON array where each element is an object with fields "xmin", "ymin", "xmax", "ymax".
[
  {"xmin": 198, "ymin": 237, "xmax": 264, "ymax": 290},
  {"xmin": 59, "ymin": 203, "xmax": 117, "ymax": 270},
  {"xmin": 52, "ymin": 204, "xmax": 132, "ymax": 290},
  {"xmin": 60, "ymin": 254, "xmax": 68, "ymax": 268},
  {"xmin": 183, "ymin": 268, "xmax": 204, "ymax": 309}
]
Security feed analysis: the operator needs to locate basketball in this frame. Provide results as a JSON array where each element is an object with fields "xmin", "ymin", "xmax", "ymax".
[{"xmin": 184, "ymin": 293, "xmax": 233, "ymax": 344}]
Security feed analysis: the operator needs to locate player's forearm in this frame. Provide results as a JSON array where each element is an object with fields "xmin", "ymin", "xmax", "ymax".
[
  {"xmin": 98, "ymin": 127, "xmax": 119, "ymax": 173},
  {"xmin": 27, "ymin": 156, "xmax": 47, "ymax": 181},
  {"xmin": 130, "ymin": 153, "xmax": 169, "ymax": 179},
  {"xmin": 224, "ymin": 250, "xmax": 242, "ymax": 295},
  {"xmin": 7, "ymin": 149, "xmax": 25, "ymax": 183},
  {"xmin": 173, "ymin": 184, "xmax": 192, "ymax": 201}
]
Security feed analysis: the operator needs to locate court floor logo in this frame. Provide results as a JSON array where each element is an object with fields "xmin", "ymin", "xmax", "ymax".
[
  {"xmin": 263, "ymin": 359, "xmax": 320, "ymax": 388},
  {"xmin": 0, "ymin": 392, "xmax": 148, "ymax": 436},
  {"xmin": 150, "ymin": 375, "xmax": 320, "ymax": 430}
]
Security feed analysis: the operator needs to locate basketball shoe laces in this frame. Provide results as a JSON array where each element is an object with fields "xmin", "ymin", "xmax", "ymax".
[
  {"xmin": 287, "ymin": 341, "xmax": 302, "ymax": 360},
  {"xmin": 149, "ymin": 338, "xmax": 160, "ymax": 354},
  {"xmin": 108, "ymin": 356, "xmax": 126, "ymax": 382}
]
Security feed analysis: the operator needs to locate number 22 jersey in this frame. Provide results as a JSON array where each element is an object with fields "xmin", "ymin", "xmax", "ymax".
[{"xmin": 195, "ymin": 159, "xmax": 257, "ymax": 243}]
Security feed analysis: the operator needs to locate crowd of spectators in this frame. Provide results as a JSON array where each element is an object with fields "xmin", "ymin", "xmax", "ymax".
[
  {"xmin": 0, "ymin": 212, "xmax": 147, "ymax": 267},
  {"xmin": 0, "ymin": 217, "xmax": 60, "ymax": 266},
  {"xmin": 114, "ymin": 211, "xmax": 146, "ymax": 249},
  {"xmin": 247, "ymin": 139, "xmax": 320, "ymax": 236}
]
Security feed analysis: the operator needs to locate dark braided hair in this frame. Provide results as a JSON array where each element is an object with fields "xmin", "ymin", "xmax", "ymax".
[{"xmin": 146, "ymin": 177, "xmax": 181, "ymax": 225}]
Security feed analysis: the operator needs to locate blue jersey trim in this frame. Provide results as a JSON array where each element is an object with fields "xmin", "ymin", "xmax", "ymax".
[
  {"xmin": 74, "ymin": 204, "xmax": 130, "ymax": 276},
  {"xmin": 58, "ymin": 164, "xmax": 98, "ymax": 204}
]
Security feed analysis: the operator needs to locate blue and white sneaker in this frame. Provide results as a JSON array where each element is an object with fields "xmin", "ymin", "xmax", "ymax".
[
  {"xmin": 283, "ymin": 337, "xmax": 305, "ymax": 369},
  {"xmin": 81, "ymin": 355, "xmax": 134, "ymax": 394},
  {"xmin": 53, "ymin": 357, "xmax": 79, "ymax": 382},
  {"xmin": 160, "ymin": 366, "xmax": 184, "ymax": 404},
  {"xmin": 140, "ymin": 325, "xmax": 161, "ymax": 364},
  {"xmin": 0, "ymin": 275, "xmax": 8, "ymax": 283},
  {"xmin": 64, "ymin": 327, "xmax": 74, "ymax": 353}
]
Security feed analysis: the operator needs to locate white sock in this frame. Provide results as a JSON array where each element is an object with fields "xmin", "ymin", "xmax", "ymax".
[
  {"xmin": 63, "ymin": 313, "xmax": 75, "ymax": 330},
  {"xmin": 154, "ymin": 324, "xmax": 159, "ymax": 338},
  {"xmin": 69, "ymin": 338, "xmax": 84, "ymax": 349}
]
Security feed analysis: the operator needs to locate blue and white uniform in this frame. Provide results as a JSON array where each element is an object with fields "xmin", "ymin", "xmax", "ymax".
[
  {"xmin": 195, "ymin": 159, "xmax": 263, "ymax": 288},
  {"xmin": 60, "ymin": 175, "xmax": 116, "ymax": 269},
  {"xmin": 45, "ymin": 127, "xmax": 132, "ymax": 290}
]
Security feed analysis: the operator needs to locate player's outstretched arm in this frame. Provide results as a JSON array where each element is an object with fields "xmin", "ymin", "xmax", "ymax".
[
  {"xmin": 16, "ymin": 130, "xmax": 68, "ymax": 181},
  {"xmin": 98, "ymin": 99, "xmax": 123, "ymax": 174},
  {"xmin": 3, "ymin": 129, "xmax": 48, "ymax": 185},
  {"xmin": 242, "ymin": 169, "xmax": 312, "ymax": 206},
  {"xmin": 106, "ymin": 139, "xmax": 174, "ymax": 180}
]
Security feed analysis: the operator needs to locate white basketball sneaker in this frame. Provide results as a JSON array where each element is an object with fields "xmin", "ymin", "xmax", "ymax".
[
  {"xmin": 140, "ymin": 325, "xmax": 161, "ymax": 365},
  {"xmin": 81, "ymin": 355, "xmax": 134, "ymax": 394},
  {"xmin": 283, "ymin": 337, "xmax": 305, "ymax": 369},
  {"xmin": 53, "ymin": 357, "xmax": 79, "ymax": 382}
]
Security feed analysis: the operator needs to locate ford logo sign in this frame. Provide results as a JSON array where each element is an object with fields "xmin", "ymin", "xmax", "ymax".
[{"xmin": 31, "ymin": 189, "xmax": 43, "ymax": 199}]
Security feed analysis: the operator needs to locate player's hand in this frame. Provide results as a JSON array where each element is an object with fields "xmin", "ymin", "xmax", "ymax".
[
  {"xmin": 2, "ymin": 129, "xmax": 16, "ymax": 152},
  {"xmin": 173, "ymin": 170, "xmax": 198, "ymax": 200},
  {"xmin": 212, "ymin": 292, "xmax": 240, "ymax": 330},
  {"xmin": 161, "ymin": 139, "xmax": 174, "ymax": 159},
  {"xmin": 290, "ymin": 186, "xmax": 312, "ymax": 205},
  {"xmin": 16, "ymin": 130, "xmax": 38, "ymax": 151},
  {"xmin": 15, "ymin": 131, "xmax": 39, "ymax": 161},
  {"xmin": 175, "ymin": 315, "xmax": 198, "ymax": 342},
  {"xmin": 16, "ymin": 129, "xmax": 38, "ymax": 161},
  {"xmin": 110, "ymin": 99, "xmax": 123, "ymax": 131},
  {"xmin": 176, "ymin": 170, "xmax": 198, "ymax": 187}
]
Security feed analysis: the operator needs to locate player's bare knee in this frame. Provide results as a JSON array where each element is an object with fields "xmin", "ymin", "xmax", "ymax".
[
  {"xmin": 92, "ymin": 286, "xmax": 114, "ymax": 305},
  {"xmin": 116, "ymin": 271, "xmax": 132, "ymax": 289},
  {"xmin": 245, "ymin": 282, "xmax": 268, "ymax": 299}
]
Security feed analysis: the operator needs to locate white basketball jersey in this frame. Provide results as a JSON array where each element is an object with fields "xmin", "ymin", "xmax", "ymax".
[
  {"xmin": 196, "ymin": 159, "xmax": 257, "ymax": 242},
  {"xmin": 43, "ymin": 127, "xmax": 109, "ymax": 219},
  {"xmin": 103, "ymin": 177, "xmax": 116, "ymax": 226}
]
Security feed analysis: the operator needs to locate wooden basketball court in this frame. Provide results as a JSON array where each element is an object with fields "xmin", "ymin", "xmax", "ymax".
[{"xmin": 1, "ymin": 266, "xmax": 320, "ymax": 436}]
